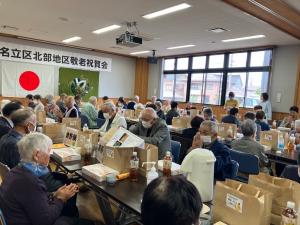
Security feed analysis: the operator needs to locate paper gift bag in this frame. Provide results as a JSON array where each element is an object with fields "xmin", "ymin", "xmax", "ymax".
[
  {"xmin": 213, "ymin": 179, "xmax": 272, "ymax": 225},
  {"xmin": 62, "ymin": 118, "xmax": 81, "ymax": 130},
  {"xmin": 102, "ymin": 146, "xmax": 136, "ymax": 173},
  {"xmin": 172, "ymin": 116, "xmax": 190, "ymax": 128},
  {"xmin": 136, "ymin": 144, "xmax": 158, "ymax": 176},
  {"xmin": 260, "ymin": 130, "xmax": 278, "ymax": 149},
  {"xmin": 37, "ymin": 111, "xmax": 46, "ymax": 124},
  {"xmin": 76, "ymin": 130, "xmax": 100, "ymax": 150},
  {"xmin": 124, "ymin": 109, "xmax": 135, "ymax": 118},
  {"xmin": 217, "ymin": 123, "xmax": 237, "ymax": 139},
  {"xmin": 189, "ymin": 109, "xmax": 199, "ymax": 118},
  {"xmin": 43, "ymin": 123, "xmax": 66, "ymax": 144},
  {"xmin": 134, "ymin": 108, "xmax": 143, "ymax": 119},
  {"xmin": 63, "ymin": 127, "xmax": 79, "ymax": 147},
  {"xmin": 249, "ymin": 173, "xmax": 300, "ymax": 219}
]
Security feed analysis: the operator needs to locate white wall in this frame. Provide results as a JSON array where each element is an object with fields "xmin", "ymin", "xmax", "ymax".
[
  {"xmin": 0, "ymin": 36, "xmax": 136, "ymax": 98},
  {"xmin": 147, "ymin": 45, "xmax": 300, "ymax": 112},
  {"xmin": 270, "ymin": 45, "xmax": 300, "ymax": 112}
]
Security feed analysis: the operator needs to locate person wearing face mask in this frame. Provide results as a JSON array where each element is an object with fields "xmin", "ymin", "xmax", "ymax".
[
  {"xmin": 0, "ymin": 109, "xmax": 36, "ymax": 169},
  {"xmin": 99, "ymin": 102, "xmax": 127, "ymax": 132},
  {"xmin": 129, "ymin": 108, "xmax": 171, "ymax": 159},
  {"xmin": 231, "ymin": 119, "xmax": 270, "ymax": 173},
  {"xmin": 33, "ymin": 94, "xmax": 45, "ymax": 113},
  {"xmin": 0, "ymin": 133, "xmax": 94, "ymax": 225},
  {"xmin": 64, "ymin": 96, "xmax": 79, "ymax": 118},
  {"xmin": 189, "ymin": 120, "xmax": 232, "ymax": 181}
]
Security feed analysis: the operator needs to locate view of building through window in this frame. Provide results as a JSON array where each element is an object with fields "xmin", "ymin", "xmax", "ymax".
[{"xmin": 161, "ymin": 49, "xmax": 272, "ymax": 107}]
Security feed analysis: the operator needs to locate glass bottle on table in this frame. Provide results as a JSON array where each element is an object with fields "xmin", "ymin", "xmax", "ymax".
[
  {"xmin": 287, "ymin": 134, "xmax": 296, "ymax": 154},
  {"xmin": 84, "ymin": 138, "xmax": 92, "ymax": 165},
  {"xmin": 130, "ymin": 152, "xmax": 139, "ymax": 182},
  {"xmin": 163, "ymin": 151, "xmax": 172, "ymax": 176}
]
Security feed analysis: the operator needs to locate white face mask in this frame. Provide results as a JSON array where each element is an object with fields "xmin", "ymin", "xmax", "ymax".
[
  {"xmin": 201, "ymin": 135, "xmax": 212, "ymax": 144},
  {"xmin": 142, "ymin": 121, "xmax": 152, "ymax": 129},
  {"xmin": 103, "ymin": 113, "xmax": 110, "ymax": 120}
]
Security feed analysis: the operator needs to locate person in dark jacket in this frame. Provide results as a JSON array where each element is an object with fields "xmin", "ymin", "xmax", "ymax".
[
  {"xmin": 116, "ymin": 97, "xmax": 127, "ymax": 109},
  {"xmin": 190, "ymin": 120, "xmax": 233, "ymax": 181},
  {"xmin": 154, "ymin": 101, "xmax": 165, "ymax": 120},
  {"xmin": 165, "ymin": 101, "xmax": 180, "ymax": 125},
  {"xmin": 0, "ymin": 102, "xmax": 22, "ymax": 140},
  {"xmin": 0, "ymin": 133, "xmax": 93, "ymax": 225},
  {"xmin": 0, "ymin": 109, "xmax": 36, "ymax": 169},
  {"xmin": 74, "ymin": 95, "xmax": 82, "ymax": 115},
  {"xmin": 182, "ymin": 116, "xmax": 204, "ymax": 139},
  {"xmin": 26, "ymin": 94, "xmax": 36, "ymax": 109},
  {"xmin": 65, "ymin": 96, "xmax": 79, "ymax": 118},
  {"xmin": 255, "ymin": 110, "xmax": 270, "ymax": 131},
  {"xmin": 221, "ymin": 107, "xmax": 240, "ymax": 126}
]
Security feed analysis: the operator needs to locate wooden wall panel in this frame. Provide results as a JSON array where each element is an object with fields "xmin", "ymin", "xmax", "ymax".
[{"xmin": 134, "ymin": 58, "xmax": 149, "ymax": 103}]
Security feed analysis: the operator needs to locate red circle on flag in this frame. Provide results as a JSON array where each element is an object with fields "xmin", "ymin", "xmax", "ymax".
[{"xmin": 19, "ymin": 71, "xmax": 40, "ymax": 91}]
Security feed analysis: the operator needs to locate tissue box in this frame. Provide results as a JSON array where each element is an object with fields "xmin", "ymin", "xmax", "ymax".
[
  {"xmin": 82, "ymin": 164, "xmax": 119, "ymax": 182},
  {"xmin": 53, "ymin": 147, "xmax": 81, "ymax": 162}
]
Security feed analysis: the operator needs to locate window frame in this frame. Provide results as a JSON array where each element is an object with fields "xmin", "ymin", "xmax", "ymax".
[{"xmin": 161, "ymin": 48, "xmax": 273, "ymax": 108}]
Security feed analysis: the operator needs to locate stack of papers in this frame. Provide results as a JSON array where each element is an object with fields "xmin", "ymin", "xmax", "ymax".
[
  {"xmin": 53, "ymin": 147, "xmax": 81, "ymax": 162},
  {"xmin": 106, "ymin": 127, "xmax": 144, "ymax": 148},
  {"xmin": 82, "ymin": 164, "xmax": 119, "ymax": 182}
]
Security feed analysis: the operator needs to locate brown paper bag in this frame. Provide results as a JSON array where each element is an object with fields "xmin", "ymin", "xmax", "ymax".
[
  {"xmin": 217, "ymin": 123, "xmax": 237, "ymax": 139},
  {"xmin": 136, "ymin": 144, "xmax": 158, "ymax": 176},
  {"xmin": 213, "ymin": 179, "xmax": 272, "ymax": 225},
  {"xmin": 62, "ymin": 118, "xmax": 81, "ymax": 130},
  {"xmin": 37, "ymin": 111, "xmax": 46, "ymax": 124},
  {"xmin": 124, "ymin": 109, "xmax": 135, "ymax": 118},
  {"xmin": 42, "ymin": 123, "xmax": 66, "ymax": 144},
  {"xmin": 260, "ymin": 130, "xmax": 278, "ymax": 149},
  {"xmin": 249, "ymin": 173, "xmax": 300, "ymax": 224},
  {"xmin": 172, "ymin": 116, "xmax": 191, "ymax": 128},
  {"xmin": 134, "ymin": 108, "xmax": 143, "ymax": 119},
  {"xmin": 189, "ymin": 109, "xmax": 199, "ymax": 118}
]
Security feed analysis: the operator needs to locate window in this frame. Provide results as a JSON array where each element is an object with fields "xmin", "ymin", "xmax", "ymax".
[
  {"xmin": 161, "ymin": 48, "xmax": 272, "ymax": 107},
  {"xmin": 164, "ymin": 59, "xmax": 175, "ymax": 70},
  {"xmin": 209, "ymin": 54, "xmax": 224, "ymax": 68},
  {"xmin": 192, "ymin": 56, "xmax": 206, "ymax": 69},
  {"xmin": 228, "ymin": 52, "xmax": 247, "ymax": 68},
  {"xmin": 250, "ymin": 50, "xmax": 272, "ymax": 67},
  {"xmin": 177, "ymin": 58, "xmax": 189, "ymax": 70},
  {"xmin": 161, "ymin": 73, "xmax": 188, "ymax": 101},
  {"xmin": 204, "ymin": 73, "xmax": 223, "ymax": 105}
]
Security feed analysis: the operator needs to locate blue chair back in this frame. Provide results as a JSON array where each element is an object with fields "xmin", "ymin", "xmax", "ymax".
[
  {"xmin": 230, "ymin": 149, "xmax": 260, "ymax": 182},
  {"xmin": 170, "ymin": 140, "xmax": 181, "ymax": 163},
  {"xmin": 80, "ymin": 114, "xmax": 90, "ymax": 128},
  {"xmin": 97, "ymin": 118, "xmax": 106, "ymax": 128},
  {"xmin": 230, "ymin": 160, "xmax": 239, "ymax": 179},
  {"xmin": 0, "ymin": 208, "xmax": 7, "ymax": 225}
]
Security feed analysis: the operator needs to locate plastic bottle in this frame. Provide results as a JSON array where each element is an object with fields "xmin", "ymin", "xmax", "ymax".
[
  {"xmin": 281, "ymin": 201, "xmax": 297, "ymax": 225},
  {"xmin": 287, "ymin": 134, "xmax": 296, "ymax": 154},
  {"xmin": 227, "ymin": 126, "xmax": 234, "ymax": 139},
  {"xmin": 84, "ymin": 139, "xmax": 92, "ymax": 165},
  {"xmin": 130, "ymin": 152, "xmax": 139, "ymax": 182},
  {"xmin": 142, "ymin": 162, "xmax": 159, "ymax": 185},
  {"xmin": 278, "ymin": 132, "xmax": 285, "ymax": 151},
  {"xmin": 163, "ymin": 151, "xmax": 172, "ymax": 176},
  {"xmin": 272, "ymin": 120, "xmax": 277, "ymax": 129},
  {"xmin": 83, "ymin": 123, "xmax": 89, "ymax": 132}
]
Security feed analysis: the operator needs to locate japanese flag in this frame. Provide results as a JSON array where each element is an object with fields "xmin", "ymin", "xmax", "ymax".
[{"xmin": 1, "ymin": 60, "xmax": 55, "ymax": 97}]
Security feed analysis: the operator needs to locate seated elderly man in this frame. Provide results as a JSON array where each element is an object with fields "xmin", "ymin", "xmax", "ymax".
[
  {"xmin": 129, "ymin": 108, "xmax": 171, "ymax": 159},
  {"xmin": 81, "ymin": 96, "xmax": 98, "ymax": 128},
  {"xmin": 190, "ymin": 120, "xmax": 232, "ymax": 180},
  {"xmin": 141, "ymin": 176, "xmax": 202, "ymax": 225},
  {"xmin": 65, "ymin": 96, "xmax": 79, "ymax": 118},
  {"xmin": 231, "ymin": 119, "xmax": 270, "ymax": 173},
  {"xmin": 45, "ymin": 95, "xmax": 64, "ymax": 122},
  {"xmin": 0, "ymin": 109, "xmax": 36, "ymax": 169},
  {"xmin": 280, "ymin": 106, "xmax": 299, "ymax": 128},
  {"xmin": 0, "ymin": 102, "xmax": 22, "ymax": 140},
  {"xmin": 99, "ymin": 102, "xmax": 127, "ymax": 132},
  {"xmin": 202, "ymin": 107, "xmax": 216, "ymax": 122},
  {"xmin": 165, "ymin": 101, "xmax": 180, "ymax": 125},
  {"xmin": 0, "ymin": 133, "xmax": 93, "ymax": 225},
  {"xmin": 155, "ymin": 101, "xmax": 165, "ymax": 120}
]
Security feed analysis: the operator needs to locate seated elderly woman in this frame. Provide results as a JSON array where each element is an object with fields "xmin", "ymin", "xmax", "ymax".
[
  {"xmin": 231, "ymin": 119, "xmax": 270, "ymax": 173},
  {"xmin": 45, "ymin": 94, "xmax": 64, "ymax": 122},
  {"xmin": 65, "ymin": 96, "xmax": 79, "ymax": 118},
  {"xmin": 0, "ymin": 133, "xmax": 94, "ymax": 225},
  {"xmin": 141, "ymin": 176, "xmax": 203, "ymax": 225}
]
